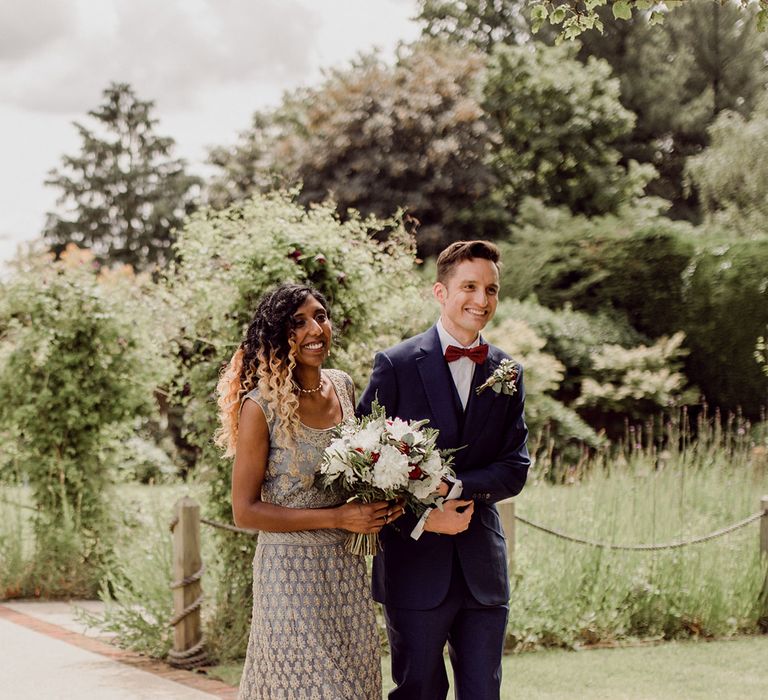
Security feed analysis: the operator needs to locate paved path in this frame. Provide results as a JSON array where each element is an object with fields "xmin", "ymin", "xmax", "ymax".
[{"xmin": 0, "ymin": 601, "xmax": 237, "ymax": 700}]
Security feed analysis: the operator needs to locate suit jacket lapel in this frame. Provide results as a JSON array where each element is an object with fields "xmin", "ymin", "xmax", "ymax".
[{"xmin": 416, "ymin": 326, "xmax": 461, "ymax": 450}]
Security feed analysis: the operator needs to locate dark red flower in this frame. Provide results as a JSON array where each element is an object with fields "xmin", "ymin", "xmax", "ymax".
[
  {"xmin": 408, "ymin": 466, "xmax": 423, "ymax": 480},
  {"xmin": 288, "ymin": 248, "xmax": 302, "ymax": 260}
]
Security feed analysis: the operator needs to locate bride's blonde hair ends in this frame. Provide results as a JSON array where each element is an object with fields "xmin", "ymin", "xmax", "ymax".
[{"xmin": 214, "ymin": 345, "xmax": 247, "ymax": 457}]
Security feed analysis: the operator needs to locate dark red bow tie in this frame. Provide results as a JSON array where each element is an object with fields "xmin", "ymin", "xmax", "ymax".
[{"xmin": 444, "ymin": 343, "xmax": 488, "ymax": 364}]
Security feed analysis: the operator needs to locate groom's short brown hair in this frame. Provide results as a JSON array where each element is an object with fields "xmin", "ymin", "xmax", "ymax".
[{"xmin": 436, "ymin": 240, "xmax": 501, "ymax": 283}]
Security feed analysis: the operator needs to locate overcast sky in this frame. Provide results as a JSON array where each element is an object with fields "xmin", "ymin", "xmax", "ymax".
[{"xmin": 0, "ymin": 0, "xmax": 420, "ymax": 266}]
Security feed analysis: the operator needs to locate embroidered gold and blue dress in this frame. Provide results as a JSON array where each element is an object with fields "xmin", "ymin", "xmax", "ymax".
[{"xmin": 237, "ymin": 369, "xmax": 381, "ymax": 700}]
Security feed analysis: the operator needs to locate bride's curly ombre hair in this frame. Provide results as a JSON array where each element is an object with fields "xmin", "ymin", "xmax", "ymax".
[{"xmin": 215, "ymin": 284, "xmax": 331, "ymax": 457}]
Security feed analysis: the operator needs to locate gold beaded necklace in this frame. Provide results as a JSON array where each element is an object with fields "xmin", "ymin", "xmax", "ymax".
[{"xmin": 295, "ymin": 376, "xmax": 324, "ymax": 394}]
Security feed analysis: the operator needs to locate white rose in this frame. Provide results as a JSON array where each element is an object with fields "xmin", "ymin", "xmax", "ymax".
[
  {"xmin": 323, "ymin": 455, "xmax": 347, "ymax": 477},
  {"xmin": 385, "ymin": 417, "xmax": 412, "ymax": 441},
  {"xmin": 347, "ymin": 424, "xmax": 383, "ymax": 453},
  {"xmin": 421, "ymin": 450, "xmax": 444, "ymax": 476},
  {"xmin": 373, "ymin": 444, "xmax": 410, "ymax": 490}
]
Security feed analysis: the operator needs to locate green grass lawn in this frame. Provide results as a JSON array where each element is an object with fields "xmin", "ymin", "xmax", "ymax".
[
  {"xmin": 209, "ymin": 636, "xmax": 768, "ymax": 699},
  {"xmin": 495, "ymin": 637, "xmax": 768, "ymax": 699}
]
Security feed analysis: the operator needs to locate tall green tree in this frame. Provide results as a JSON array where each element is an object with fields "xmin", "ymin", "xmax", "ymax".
[
  {"xmin": 685, "ymin": 95, "xmax": 768, "ymax": 230},
  {"xmin": 483, "ymin": 42, "xmax": 655, "ymax": 216},
  {"xmin": 417, "ymin": 2, "xmax": 768, "ymax": 219},
  {"xmin": 416, "ymin": 0, "xmax": 531, "ymax": 50},
  {"xmin": 45, "ymin": 82, "xmax": 201, "ymax": 271},
  {"xmin": 208, "ymin": 43, "xmax": 501, "ymax": 256},
  {"xmin": 578, "ymin": 1, "xmax": 768, "ymax": 218}
]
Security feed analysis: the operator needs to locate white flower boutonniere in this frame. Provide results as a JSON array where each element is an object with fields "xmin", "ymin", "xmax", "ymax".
[{"xmin": 476, "ymin": 358, "xmax": 520, "ymax": 396}]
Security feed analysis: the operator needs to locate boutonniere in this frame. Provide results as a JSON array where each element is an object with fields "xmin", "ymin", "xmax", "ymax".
[{"xmin": 476, "ymin": 358, "xmax": 520, "ymax": 396}]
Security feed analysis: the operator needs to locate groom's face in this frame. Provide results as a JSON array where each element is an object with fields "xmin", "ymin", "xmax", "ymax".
[{"xmin": 433, "ymin": 257, "xmax": 499, "ymax": 344}]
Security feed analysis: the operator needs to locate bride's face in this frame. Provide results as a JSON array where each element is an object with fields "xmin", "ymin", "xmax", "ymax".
[{"xmin": 290, "ymin": 295, "xmax": 332, "ymax": 367}]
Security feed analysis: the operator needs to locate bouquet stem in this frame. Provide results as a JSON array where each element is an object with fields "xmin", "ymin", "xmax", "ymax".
[{"xmin": 345, "ymin": 532, "xmax": 379, "ymax": 556}]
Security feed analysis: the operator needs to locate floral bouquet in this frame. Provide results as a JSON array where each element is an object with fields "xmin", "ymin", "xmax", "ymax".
[{"xmin": 317, "ymin": 401, "xmax": 455, "ymax": 555}]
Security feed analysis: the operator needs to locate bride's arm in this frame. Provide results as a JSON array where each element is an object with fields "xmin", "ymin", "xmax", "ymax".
[{"xmin": 231, "ymin": 399, "xmax": 390, "ymax": 533}]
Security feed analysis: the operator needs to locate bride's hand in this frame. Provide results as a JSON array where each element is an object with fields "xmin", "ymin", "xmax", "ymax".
[
  {"xmin": 335, "ymin": 500, "xmax": 404, "ymax": 533},
  {"xmin": 387, "ymin": 498, "xmax": 406, "ymax": 525}
]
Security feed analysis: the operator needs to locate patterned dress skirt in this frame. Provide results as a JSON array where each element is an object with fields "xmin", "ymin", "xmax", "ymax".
[{"xmin": 238, "ymin": 530, "xmax": 381, "ymax": 700}]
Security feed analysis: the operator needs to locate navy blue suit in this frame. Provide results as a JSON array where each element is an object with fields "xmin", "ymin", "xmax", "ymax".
[{"xmin": 357, "ymin": 325, "xmax": 530, "ymax": 699}]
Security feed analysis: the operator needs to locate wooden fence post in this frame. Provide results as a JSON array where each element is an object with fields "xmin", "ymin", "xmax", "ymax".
[
  {"xmin": 761, "ymin": 496, "xmax": 768, "ymax": 607},
  {"xmin": 498, "ymin": 498, "xmax": 516, "ymax": 575},
  {"xmin": 761, "ymin": 496, "xmax": 768, "ymax": 561},
  {"xmin": 169, "ymin": 496, "xmax": 206, "ymax": 667}
]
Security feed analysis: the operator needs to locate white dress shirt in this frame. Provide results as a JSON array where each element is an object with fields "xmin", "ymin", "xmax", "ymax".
[{"xmin": 436, "ymin": 317, "xmax": 481, "ymax": 410}]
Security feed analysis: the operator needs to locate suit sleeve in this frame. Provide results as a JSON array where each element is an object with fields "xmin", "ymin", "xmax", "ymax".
[
  {"xmin": 458, "ymin": 365, "xmax": 530, "ymax": 504},
  {"xmin": 356, "ymin": 351, "xmax": 398, "ymax": 419}
]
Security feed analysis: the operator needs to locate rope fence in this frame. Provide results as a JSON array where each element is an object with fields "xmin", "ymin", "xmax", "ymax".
[
  {"xmin": 200, "ymin": 516, "xmax": 256, "ymax": 536},
  {"xmin": 192, "ymin": 504, "xmax": 767, "ymax": 551},
  {"xmin": 513, "ymin": 509, "xmax": 766, "ymax": 551}
]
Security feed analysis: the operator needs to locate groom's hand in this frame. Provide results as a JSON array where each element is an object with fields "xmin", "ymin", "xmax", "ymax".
[{"xmin": 423, "ymin": 499, "xmax": 474, "ymax": 535}]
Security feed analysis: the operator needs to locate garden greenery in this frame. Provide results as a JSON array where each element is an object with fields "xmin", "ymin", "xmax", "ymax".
[
  {"xmin": 497, "ymin": 198, "xmax": 696, "ymax": 338},
  {"xmin": 575, "ymin": 332, "xmax": 694, "ymax": 418},
  {"xmin": 483, "ymin": 313, "xmax": 603, "ymax": 451},
  {"xmin": 682, "ymin": 239, "xmax": 768, "ymax": 415},
  {"xmin": 0, "ymin": 245, "xmax": 174, "ymax": 595}
]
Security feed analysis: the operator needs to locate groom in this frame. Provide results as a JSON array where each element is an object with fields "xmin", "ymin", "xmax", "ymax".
[{"xmin": 358, "ymin": 240, "xmax": 530, "ymax": 700}]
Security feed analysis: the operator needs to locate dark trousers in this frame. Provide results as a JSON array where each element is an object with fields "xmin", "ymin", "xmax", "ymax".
[{"xmin": 384, "ymin": 551, "xmax": 509, "ymax": 700}]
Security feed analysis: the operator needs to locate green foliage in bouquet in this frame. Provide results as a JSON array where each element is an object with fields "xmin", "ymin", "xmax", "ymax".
[
  {"xmin": 0, "ymin": 246, "xmax": 174, "ymax": 595},
  {"xmin": 166, "ymin": 190, "xmax": 423, "ymax": 659}
]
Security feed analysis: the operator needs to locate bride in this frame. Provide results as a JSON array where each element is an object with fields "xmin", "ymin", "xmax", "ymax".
[{"xmin": 215, "ymin": 282, "xmax": 401, "ymax": 699}]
